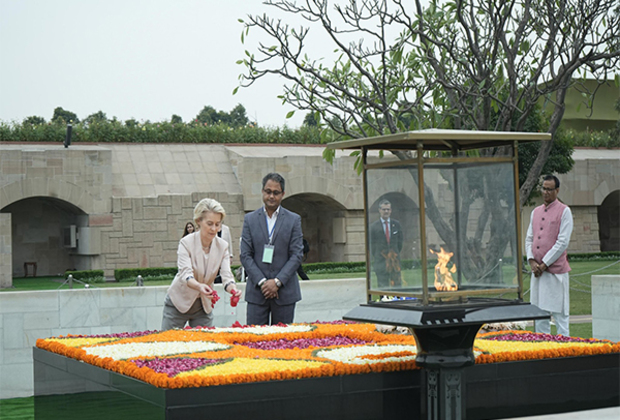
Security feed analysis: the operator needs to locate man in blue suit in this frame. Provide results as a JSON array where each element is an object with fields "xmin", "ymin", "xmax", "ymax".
[{"xmin": 240, "ymin": 173, "xmax": 304, "ymax": 325}]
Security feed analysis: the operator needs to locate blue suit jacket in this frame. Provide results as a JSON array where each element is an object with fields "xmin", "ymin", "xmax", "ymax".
[{"xmin": 240, "ymin": 206, "xmax": 303, "ymax": 305}]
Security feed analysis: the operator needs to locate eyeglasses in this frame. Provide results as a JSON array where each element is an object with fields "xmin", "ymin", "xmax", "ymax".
[
  {"xmin": 263, "ymin": 189, "xmax": 283, "ymax": 196},
  {"xmin": 541, "ymin": 187, "xmax": 557, "ymax": 192}
]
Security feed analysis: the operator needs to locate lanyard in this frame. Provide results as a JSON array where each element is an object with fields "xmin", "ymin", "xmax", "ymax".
[{"xmin": 266, "ymin": 213, "xmax": 277, "ymax": 244}]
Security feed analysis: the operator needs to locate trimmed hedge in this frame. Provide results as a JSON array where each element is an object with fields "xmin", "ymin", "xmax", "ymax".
[
  {"xmin": 114, "ymin": 265, "xmax": 242, "ymax": 282},
  {"xmin": 567, "ymin": 251, "xmax": 620, "ymax": 261},
  {"xmin": 115, "ymin": 267, "xmax": 178, "ymax": 282},
  {"xmin": 64, "ymin": 270, "xmax": 105, "ymax": 284},
  {"xmin": 0, "ymin": 120, "xmax": 322, "ymax": 144},
  {"xmin": 110, "ymin": 252, "xmax": 618, "ymax": 282},
  {"xmin": 302, "ymin": 261, "xmax": 366, "ymax": 273}
]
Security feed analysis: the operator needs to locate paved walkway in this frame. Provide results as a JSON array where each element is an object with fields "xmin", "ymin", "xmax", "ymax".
[
  {"xmin": 525, "ymin": 314, "xmax": 592, "ymax": 327},
  {"xmin": 568, "ymin": 314, "xmax": 592, "ymax": 323},
  {"xmin": 506, "ymin": 406, "xmax": 619, "ymax": 420}
]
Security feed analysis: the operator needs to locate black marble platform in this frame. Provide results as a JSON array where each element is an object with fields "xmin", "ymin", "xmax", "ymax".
[{"xmin": 33, "ymin": 347, "xmax": 619, "ymax": 420}]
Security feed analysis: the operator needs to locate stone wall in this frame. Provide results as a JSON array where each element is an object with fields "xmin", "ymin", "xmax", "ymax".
[
  {"xmin": 592, "ymin": 275, "xmax": 620, "ymax": 342},
  {"xmin": 1, "ymin": 144, "xmax": 618, "ymax": 281},
  {"xmin": 343, "ymin": 210, "xmax": 366, "ymax": 262},
  {"xmin": 570, "ymin": 206, "xmax": 601, "ymax": 253},
  {"xmin": 0, "ymin": 145, "xmax": 113, "ymax": 214},
  {"xmin": 94, "ymin": 192, "xmax": 245, "ymax": 277},
  {"xmin": 0, "ymin": 213, "xmax": 11, "ymax": 288},
  {"xmin": 0, "ymin": 278, "xmax": 366, "ymax": 399}
]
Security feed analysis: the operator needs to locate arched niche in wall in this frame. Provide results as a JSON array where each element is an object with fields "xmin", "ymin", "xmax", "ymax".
[
  {"xmin": 282, "ymin": 193, "xmax": 348, "ymax": 263},
  {"xmin": 1, "ymin": 196, "xmax": 86, "ymax": 277},
  {"xmin": 598, "ymin": 190, "xmax": 620, "ymax": 252}
]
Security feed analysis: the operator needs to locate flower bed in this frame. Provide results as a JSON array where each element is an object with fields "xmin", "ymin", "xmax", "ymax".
[{"xmin": 35, "ymin": 322, "xmax": 620, "ymax": 389}]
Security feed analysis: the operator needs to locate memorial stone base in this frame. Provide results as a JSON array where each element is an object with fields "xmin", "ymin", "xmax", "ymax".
[{"xmin": 34, "ymin": 348, "xmax": 619, "ymax": 420}]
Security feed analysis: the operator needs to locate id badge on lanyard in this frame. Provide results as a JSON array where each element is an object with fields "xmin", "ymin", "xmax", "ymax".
[
  {"xmin": 263, "ymin": 215, "xmax": 276, "ymax": 264},
  {"xmin": 262, "ymin": 244, "xmax": 274, "ymax": 264}
]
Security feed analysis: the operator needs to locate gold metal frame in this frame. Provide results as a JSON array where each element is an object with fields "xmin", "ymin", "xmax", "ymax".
[{"xmin": 329, "ymin": 130, "xmax": 552, "ymax": 304}]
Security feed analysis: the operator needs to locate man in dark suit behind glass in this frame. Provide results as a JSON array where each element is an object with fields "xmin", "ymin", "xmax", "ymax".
[
  {"xmin": 240, "ymin": 173, "xmax": 304, "ymax": 325},
  {"xmin": 370, "ymin": 199, "xmax": 403, "ymax": 288}
]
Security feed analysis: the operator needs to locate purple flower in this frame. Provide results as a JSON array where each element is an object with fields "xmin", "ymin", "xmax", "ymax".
[
  {"xmin": 484, "ymin": 332, "xmax": 600, "ymax": 343},
  {"xmin": 236, "ymin": 335, "xmax": 371, "ymax": 350},
  {"xmin": 131, "ymin": 357, "xmax": 220, "ymax": 377},
  {"xmin": 72, "ymin": 330, "xmax": 159, "ymax": 339}
]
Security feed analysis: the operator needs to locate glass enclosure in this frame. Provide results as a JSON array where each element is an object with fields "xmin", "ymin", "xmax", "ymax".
[{"xmin": 365, "ymin": 159, "xmax": 521, "ymax": 304}]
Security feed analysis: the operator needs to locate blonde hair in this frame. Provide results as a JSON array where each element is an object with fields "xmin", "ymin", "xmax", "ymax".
[{"xmin": 193, "ymin": 198, "xmax": 226, "ymax": 225}]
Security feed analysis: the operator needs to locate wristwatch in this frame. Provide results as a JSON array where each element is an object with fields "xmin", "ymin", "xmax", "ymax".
[{"xmin": 274, "ymin": 278, "xmax": 282, "ymax": 288}]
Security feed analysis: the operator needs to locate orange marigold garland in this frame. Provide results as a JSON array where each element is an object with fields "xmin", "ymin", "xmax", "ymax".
[{"xmin": 36, "ymin": 324, "xmax": 619, "ymax": 389}]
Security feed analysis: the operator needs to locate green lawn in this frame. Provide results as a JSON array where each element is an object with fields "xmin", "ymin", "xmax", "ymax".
[{"xmin": 3, "ymin": 261, "xmax": 618, "ymax": 318}]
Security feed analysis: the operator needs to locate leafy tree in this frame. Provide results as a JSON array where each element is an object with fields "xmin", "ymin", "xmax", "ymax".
[
  {"xmin": 612, "ymin": 98, "xmax": 620, "ymax": 142},
  {"xmin": 171, "ymin": 114, "xmax": 183, "ymax": 124},
  {"xmin": 195, "ymin": 104, "xmax": 250, "ymax": 127},
  {"xmin": 239, "ymin": 0, "xmax": 619, "ymax": 203},
  {"xmin": 23, "ymin": 116, "xmax": 46, "ymax": 125},
  {"xmin": 51, "ymin": 107, "xmax": 79, "ymax": 124},
  {"xmin": 303, "ymin": 111, "xmax": 320, "ymax": 127},
  {"xmin": 238, "ymin": 0, "xmax": 619, "ymax": 282},
  {"xmin": 84, "ymin": 111, "xmax": 108, "ymax": 124},
  {"xmin": 195, "ymin": 105, "xmax": 221, "ymax": 125},
  {"xmin": 229, "ymin": 104, "xmax": 249, "ymax": 127},
  {"xmin": 125, "ymin": 118, "xmax": 139, "ymax": 128}
]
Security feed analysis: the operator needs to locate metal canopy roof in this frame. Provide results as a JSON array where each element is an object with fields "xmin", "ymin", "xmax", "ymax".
[{"xmin": 325, "ymin": 128, "xmax": 551, "ymax": 152}]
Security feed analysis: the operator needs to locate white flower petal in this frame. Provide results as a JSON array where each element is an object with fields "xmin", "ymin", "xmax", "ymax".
[
  {"xmin": 316, "ymin": 344, "xmax": 417, "ymax": 365},
  {"xmin": 191, "ymin": 325, "xmax": 314, "ymax": 335},
  {"xmin": 84, "ymin": 341, "xmax": 229, "ymax": 360}
]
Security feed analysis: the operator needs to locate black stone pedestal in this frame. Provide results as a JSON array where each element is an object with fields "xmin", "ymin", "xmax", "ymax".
[
  {"xmin": 344, "ymin": 300, "xmax": 551, "ymax": 420},
  {"xmin": 33, "ymin": 347, "xmax": 420, "ymax": 420},
  {"xmin": 33, "ymin": 346, "xmax": 620, "ymax": 420}
]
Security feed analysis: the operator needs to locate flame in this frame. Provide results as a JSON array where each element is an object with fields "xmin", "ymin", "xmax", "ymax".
[{"xmin": 430, "ymin": 247, "xmax": 458, "ymax": 291}]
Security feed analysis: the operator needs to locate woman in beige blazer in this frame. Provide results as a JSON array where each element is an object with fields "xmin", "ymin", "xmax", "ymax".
[{"xmin": 161, "ymin": 198, "xmax": 242, "ymax": 330}]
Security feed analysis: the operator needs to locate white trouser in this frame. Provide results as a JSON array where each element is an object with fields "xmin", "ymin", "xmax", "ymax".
[{"xmin": 535, "ymin": 312, "xmax": 569, "ymax": 337}]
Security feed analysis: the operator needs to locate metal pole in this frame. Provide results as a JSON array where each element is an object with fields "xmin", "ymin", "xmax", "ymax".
[
  {"xmin": 513, "ymin": 141, "xmax": 524, "ymax": 300},
  {"xmin": 417, "ymin": 143, "xmax": 429, "ymax": 305},
  {"xmin": 64, "ymin": 124, "xmax": 72, "ymax": 148},
  {"xmin": 362, "ymin": 147, "xmax": 371, "ymax": 302},
  {"xmin": 499, "ymin": 258, "xmax": 503, "ymax": 284}
]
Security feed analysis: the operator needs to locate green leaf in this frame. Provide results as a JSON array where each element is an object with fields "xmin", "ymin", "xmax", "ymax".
[
  {"xmin": 232, "ymin": 87, "xmax": 239, "ymax": 95},
  {"xmin": 286, "ymin": 111, "xmax": 295, "ymax": 119},
  {"xmin": 322, "ymin": 147, "xmax": 336, "ymax": 164},
  {"xmin": 354, "ymin": 155, "xmax": 363, "ymax": 175}
]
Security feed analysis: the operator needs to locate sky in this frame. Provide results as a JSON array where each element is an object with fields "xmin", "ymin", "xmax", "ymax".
[{"xmin": 0, "ymin": 0, "xmax": 323, "ymax": 127}]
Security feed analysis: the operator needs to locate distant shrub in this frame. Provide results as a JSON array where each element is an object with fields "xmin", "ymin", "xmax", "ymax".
[
  {"xmin": 567, "ymin": 251, "xmax": 620, "ymax": 261},
  {"xmin": 64, "ymin": 270, "xmax": 105, "ymax": 284},
  {"xmin": 115, "ymin": 267, "xmax": 178, "ymax": 282},
  {"xmin": 0, "ymin": 120, "xmax": 322, "ymax": 145},
  {"xmin": 565, "ymin": 128, "xmax": 619, "ymax": 148}
]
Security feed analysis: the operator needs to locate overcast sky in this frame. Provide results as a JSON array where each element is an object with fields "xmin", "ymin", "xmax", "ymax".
[{"xmin": 0, "ymin": 0, "xmax": 320, "ymax": 127}]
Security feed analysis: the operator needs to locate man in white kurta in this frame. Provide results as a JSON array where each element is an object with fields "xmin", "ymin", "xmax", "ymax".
[{"xmin": 525, "ymin": 175, "xmax": 573, "ymax": 336}]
